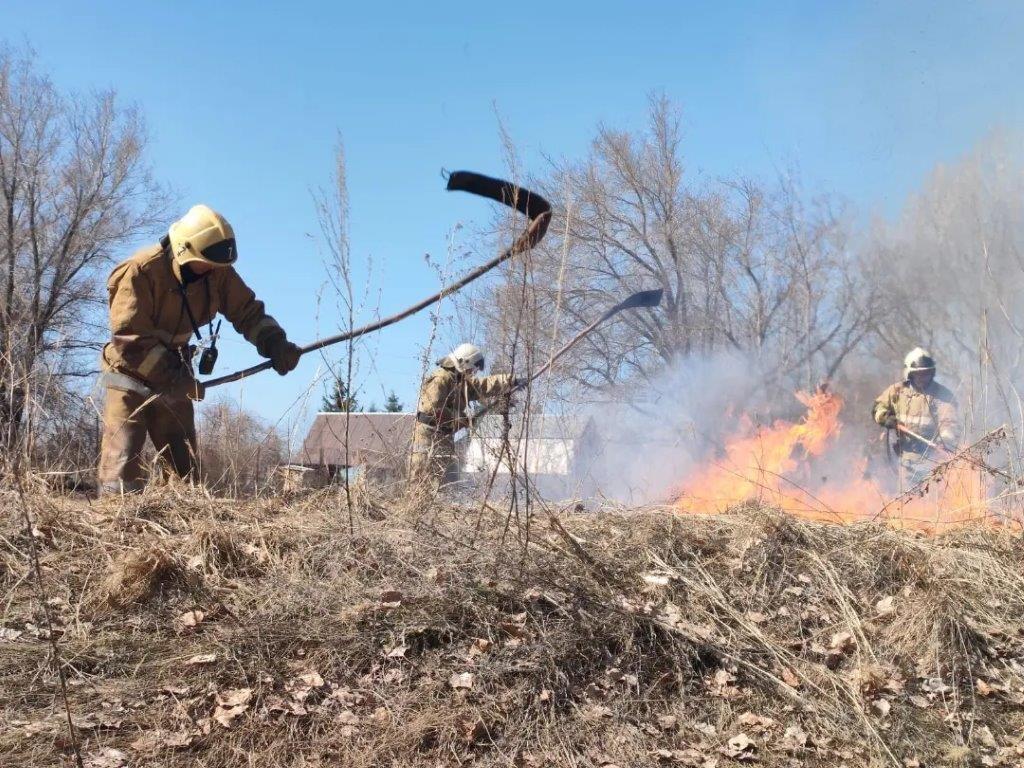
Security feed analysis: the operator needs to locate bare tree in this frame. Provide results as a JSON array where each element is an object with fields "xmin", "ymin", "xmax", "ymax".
[
  {"xmin": 477, "ymin": 97, "xmax": 876, "ymax": 407},
  {"xmin": 0, "ymin": 46, "xmax": 167, "ymax": 452},
  {"xmin": 863, "ymin": 135, "xmax": 1024, "ymax": 444}
]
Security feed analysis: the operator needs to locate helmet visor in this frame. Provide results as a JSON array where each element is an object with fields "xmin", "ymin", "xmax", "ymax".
[{"xmin": 200, "ymin": 238, "xmax": 237, "ymax": 264}]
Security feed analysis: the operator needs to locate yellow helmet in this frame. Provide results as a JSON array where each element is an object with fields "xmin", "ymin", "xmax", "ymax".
[{"xmin": 168, "ymin": 204, "xmax": 237, "ymax": 267}]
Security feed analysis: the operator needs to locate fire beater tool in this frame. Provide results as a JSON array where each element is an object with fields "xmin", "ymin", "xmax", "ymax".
[
  {"xmin": 895, "ymin": 423, "xmax": 1016, "ymax": 484},
  {"xmin": 202, "ymin": 171, "xmax": 552, "ymax": 390},
  {"xmin": 467, "ymin": 287, "xmax": 664, "ymax": 424}
]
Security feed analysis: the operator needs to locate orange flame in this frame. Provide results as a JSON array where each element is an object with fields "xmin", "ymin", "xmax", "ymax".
[{"xmin": 672, "ymin": 389, "xmax": 996, "ymax": 532}]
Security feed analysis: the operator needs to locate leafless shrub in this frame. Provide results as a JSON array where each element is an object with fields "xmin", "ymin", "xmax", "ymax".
[
  {"xmin": 197, "ymin": 399, "xmax": 286, "ymax": 496},
  {"xmin": 0, "ymin": 45, "xmax": 168, "ymax": 459}
]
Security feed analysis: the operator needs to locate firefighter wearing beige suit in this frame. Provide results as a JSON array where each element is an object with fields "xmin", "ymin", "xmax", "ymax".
[
  {"xmin": 872, "ymin": 347, "xmax": 959, "ymax": 486},
  {"xmin": 410, "ymin": 343, "xmax": 519, "ymax": 488},
  {"xmin": 98, "ymin": 204, "xmax": 301, "ymax": 494}
]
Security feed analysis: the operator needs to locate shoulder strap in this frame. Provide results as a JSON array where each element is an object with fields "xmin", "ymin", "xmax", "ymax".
[{"xmin": 163, "ymin": 249, "xmax": 212, "ymax": 343}]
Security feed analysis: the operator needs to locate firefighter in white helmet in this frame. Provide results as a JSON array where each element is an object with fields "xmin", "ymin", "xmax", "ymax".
[
  {"xmin": 410, "ymin": 343, "xmax": 521, "ymax": 488},
  {"xmin": 97, "ymin": 204, "xmax": 301, "ymax": 494},
  {"xmin": 872, "ymin": 347, "xmax": 959, "ymax": 486}
]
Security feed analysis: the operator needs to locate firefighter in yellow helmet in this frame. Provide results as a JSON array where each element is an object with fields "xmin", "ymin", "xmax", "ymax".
[
  {"xmin": 97, "ymin": 204, "xmax": 301, "ymax": 494},
  {"xmin": 409, "ymin": 343, "xmax": 521, "ymax": 488},
  {"xmin": 872, "ymin": 347, "xmax": 959, "ymax": 486}
]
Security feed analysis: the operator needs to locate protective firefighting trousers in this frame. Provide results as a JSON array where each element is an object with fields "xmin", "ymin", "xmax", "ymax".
[{"xmin": 97, "ymin": 386, "xmax": 196, "ymax": 495}]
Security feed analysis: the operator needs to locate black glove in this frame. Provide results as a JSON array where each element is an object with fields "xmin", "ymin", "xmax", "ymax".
[
  {"xmin": 882, "ymin": 414, "xmax": 898, "ymax": 429},
  {"xmin": 267, "ymin": 337, "xmax": 301, "ymax": 376}
]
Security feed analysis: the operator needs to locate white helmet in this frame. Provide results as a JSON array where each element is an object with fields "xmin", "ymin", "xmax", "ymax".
[
  {"xmin": 444, "ymin": 343, "xmax": 485, "ymax": 374},
  {"xmin": 903, "ymin": 347, "xmax": 936, "ymax": 379}
]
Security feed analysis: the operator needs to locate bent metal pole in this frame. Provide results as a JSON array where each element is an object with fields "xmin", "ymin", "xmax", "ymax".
[
  {"xmin": 202, "ymin": 171, "xmax": 552, "ymax": 390},
  {"xmin": 469, "ymin": 287, "xmax": 665, "ymax": 423}
]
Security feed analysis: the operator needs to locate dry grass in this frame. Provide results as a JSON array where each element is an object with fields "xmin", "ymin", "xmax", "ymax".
[{"xmin": 2, "ymin": 487, "xmax": 1023, "ymax": 767}]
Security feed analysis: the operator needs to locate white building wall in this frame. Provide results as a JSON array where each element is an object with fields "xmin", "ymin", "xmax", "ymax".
[{"xmin": 463, "ymin": 437, "xmax": 574, "ymax": 475}]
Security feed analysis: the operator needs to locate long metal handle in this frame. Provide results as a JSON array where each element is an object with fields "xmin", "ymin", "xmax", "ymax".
[
  {"xmin": 203, "ymin": 171, "xmax": 551, "ymax": 390},
  {"xmin": 468, "ymin": 287, "xmax": 664, "ymax": 423}
]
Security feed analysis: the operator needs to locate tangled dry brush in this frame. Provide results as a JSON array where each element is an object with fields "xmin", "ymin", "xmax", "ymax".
[{"xmin": 2, "ymin": 486, "xmax": 1024, "ymax": 767}]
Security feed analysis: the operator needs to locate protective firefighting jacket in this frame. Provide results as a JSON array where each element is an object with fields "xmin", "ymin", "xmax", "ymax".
[
  {"xmin": 415, "ymin": 365, "xmax": 513, "ymax": 434},
  {"xmin": 100, "ymin": 243, "xmax": 285, "ymax": 389},
  {"xmin": 872, "ymin": 379, "xmax": 959, "ymax": 456}
]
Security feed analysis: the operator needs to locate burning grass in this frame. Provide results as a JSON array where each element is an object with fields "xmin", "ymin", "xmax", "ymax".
[
  {"xmin": 672, "ymin": 389, "xmax": 1013, "ymax": 532},
  {"xmin": 2, "ymin": 486, "xmax": 1024, "ymax": 767}
]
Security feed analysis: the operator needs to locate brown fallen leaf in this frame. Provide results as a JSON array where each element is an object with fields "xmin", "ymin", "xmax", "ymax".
[
  {"xmin": 213, "ymin": 688, "xmax": 253, "ymax": 728},
  {"xmin": 380, "ymin": 589, "xmax": 403, "ymax": 608},
  {"xmin": 337, "ymin": 710, "xmax": 359, "ymax": 726},
  {"xmin": 386, "ymin": 644, "xmax": 408, "ymax": 659},
  {"xmin": 829, "ymin": 631, "xmax": 856, "ymax": 653},
  {"xmin": 737, "ymin": 711, "xmax": 776, "ymax": 732},
  {"xmin": 131, "ymin": 729, "xmax": 194, "ymax": 754},
  {"xmin": 657, "ymin": 714, "xmax": 678, "ymax": 731},
  {"xmin": 184, "ymin": 653, "xmax": 217, "ymax": 666},
  {"xmin": 470, "ymin": 638, "xmax": 492, "ymax": 656},
  {"xmin": 782, "ymin": 724, "xmax": 808, "ymax": 750},
  {"xmin": 976, "ymin": 678, "xmax": 995, "ymax": 697},
  {"xmin": 694, "ymin": 721, "xmax": 718, "ymax": 737},
  {"xmin": 84, "ymin": 747, "xmax": 128, "ymax": 768},
  {"xmin": 174, "ymin": 609, "xmax": 205, "ymax": 631},
  {"xmin": 287, "ymin": 670, "xmax": 325, "ymax": 701},
  {"xmin": 723, "ymin": 732, "xmax": 757, "ymax": 760},
  {"xmin": 870, "ymin": 699, "xmax": 891, "ymax": 718},
  {"xmin": 449, "ymin": 672, "xmax": 474, "ymax": 689}
]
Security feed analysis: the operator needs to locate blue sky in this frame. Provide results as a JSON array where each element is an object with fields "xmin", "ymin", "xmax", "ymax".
[{"xmin": 6, "ymin": 1, "xmax": 1023, "ymax": 446}]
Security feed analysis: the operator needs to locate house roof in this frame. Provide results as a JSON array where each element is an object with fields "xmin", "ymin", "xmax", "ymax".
[{"xmin": 299, "ymin": 412, "xmax": 414, "ymax": 467}]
